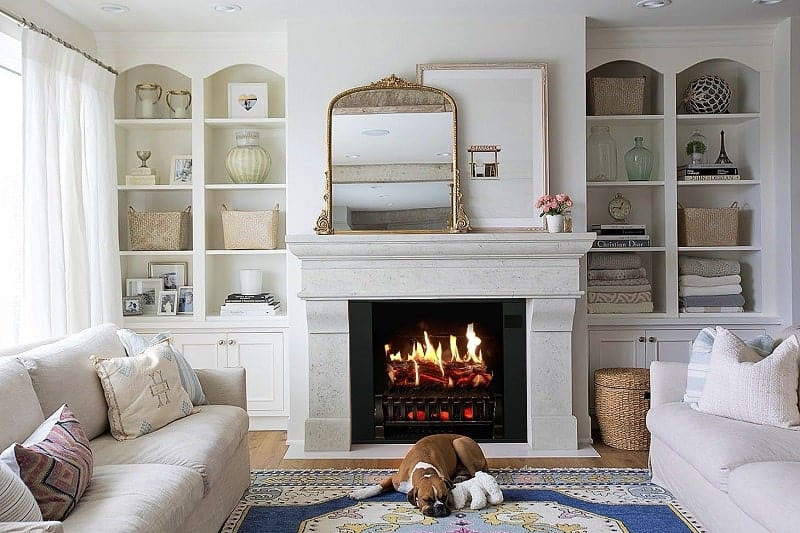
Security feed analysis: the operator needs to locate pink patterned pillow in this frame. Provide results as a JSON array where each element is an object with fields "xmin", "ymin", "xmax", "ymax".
[{"xmin": 0, "ymin": 405, "xmax": 93, "ymax": 520}]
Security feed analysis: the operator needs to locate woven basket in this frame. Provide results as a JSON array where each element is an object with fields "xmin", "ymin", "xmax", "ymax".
[
  {"xmin": 595, "ymin": 368, "xmax": 650, "ymax": 451},
  {"xmin": 221, "ymin": 204, "xmax": 279, "ymax": 250},
  {"xmin": 128, "ymin": 206, "xmax": 191, "ymax": 251},
  {"xmin": 677, "ymin": 202, "xmax": 739, "ymax": 247},
  {"xmin": 589, "ymin": 76, "xmax": 646, "ymax": 115}
]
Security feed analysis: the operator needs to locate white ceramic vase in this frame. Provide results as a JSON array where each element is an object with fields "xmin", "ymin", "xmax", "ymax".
[
  {"xmin": 546, "ymin": 214, "xmax": 565, "ymax": 233},
  {"xmin": 239, "ymin": 269, "xmax": 263, "ymax": 295},
  {"xmin": 225, "ymin": 130, "xmax": 271, "ymax": 184}
]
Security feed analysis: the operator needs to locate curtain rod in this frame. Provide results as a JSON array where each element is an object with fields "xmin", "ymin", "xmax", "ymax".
[{"xmin": 0, "ymin": 7, "xmax": 118, "ymax": 76}]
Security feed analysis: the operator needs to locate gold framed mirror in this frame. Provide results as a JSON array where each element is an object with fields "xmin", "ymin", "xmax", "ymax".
[{"xmin": 314, "ymin": 74, "xmax": 469, "ymax": 234}]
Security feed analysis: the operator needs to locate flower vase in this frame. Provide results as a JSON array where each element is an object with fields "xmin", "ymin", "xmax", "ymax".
[
  {"xmin": 225, "ymin": 130, "xmax": 272, "ymax": 184},
  {"xmin": 546, "ymin": 214, "xmax": 565, "ymax": 233}
]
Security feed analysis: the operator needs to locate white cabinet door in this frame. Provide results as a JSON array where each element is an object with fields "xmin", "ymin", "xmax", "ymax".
[
  {"xmin": 646, "ymin": 328, "xmax": 767, "ymax": 364},
  {"xmin": 589, "ymin": 329, "xmax": 647, "ymax": 407},
  {"xmin": 227, "ymin": 332, "xmax": 285, "ymax": 413},
  {"xmin": 169, "ymin": 333, "xmax": 226, "ymax": 369}
]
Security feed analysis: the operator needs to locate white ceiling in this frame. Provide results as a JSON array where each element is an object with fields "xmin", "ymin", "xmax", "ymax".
[{"xmin": 44, "ymin": 0, "xmax": 800, "ymax": 33}]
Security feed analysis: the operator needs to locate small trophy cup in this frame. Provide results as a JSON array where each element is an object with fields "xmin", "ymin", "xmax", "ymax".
[
  {"xmin": 136, "ymin": 150, "xmax": 151, "ymax": 169},
  {"xmin": 126, "ymin": 150, "xmax": 157, "ymax": 186}
]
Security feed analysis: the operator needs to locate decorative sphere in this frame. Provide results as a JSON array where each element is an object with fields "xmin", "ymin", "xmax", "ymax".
[{"xmin": 683, "ymin": 75, "xmax": 731, "ymax": 114}]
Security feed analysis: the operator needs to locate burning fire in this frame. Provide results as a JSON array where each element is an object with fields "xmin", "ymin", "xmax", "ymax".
[{"xmin": 385, "ymin": 323, "xmax": 492, "ymax": 389}]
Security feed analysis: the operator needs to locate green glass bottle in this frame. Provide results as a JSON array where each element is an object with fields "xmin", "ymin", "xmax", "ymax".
[{"xmin": 624, "ymin": 136, "xmax": 654, "ymax": 181}]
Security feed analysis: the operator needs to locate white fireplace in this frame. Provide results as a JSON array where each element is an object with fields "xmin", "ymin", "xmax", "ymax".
[{"xmin": 287, "ymin": 232, "xmax": 594, "ymax": 452}]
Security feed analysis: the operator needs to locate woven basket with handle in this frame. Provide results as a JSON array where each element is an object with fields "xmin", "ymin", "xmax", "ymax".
[
  {"xmin": 589, "ymin": 76, "xmax": 646, "ymax": 115},
  {"xmin": 677, "ymin": 202, "xmax": 739, "ymax": 247},
  {"xmin": 221, "ymin": 204, "xmax": 279, "ymax": 250},
  {"xmin": 594, "ymin": 367, "xmax": 650, "ymax": 451},
  {"xmin": 128, "ymin": 206, "xmax": 191, "ymax": 251}
]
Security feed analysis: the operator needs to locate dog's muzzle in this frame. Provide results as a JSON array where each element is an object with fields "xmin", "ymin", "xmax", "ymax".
[{"xmin": 425, "ymin": 501, "xmax": 450, "ymax": 517}]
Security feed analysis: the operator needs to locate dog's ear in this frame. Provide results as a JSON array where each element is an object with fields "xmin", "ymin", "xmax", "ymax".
[{"xmin": 406, "ymin": 487, "xmax": 418, "ymax": 505}]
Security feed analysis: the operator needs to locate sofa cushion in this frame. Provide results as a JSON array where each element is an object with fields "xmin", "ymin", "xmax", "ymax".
[
  {"xmin": 728, "ymin": 461, "xmax": 800, "ymax": 533},
  {"xmin": 646, "ymin": 402, "xmax": 800, "ymax": 491},
  {"xmin": 16, "ymin": 324, "xmax": 126, "ymax": 440},
  {"xmin": 0, "ymin": 357, "xmax": 44, "ymax": 451},
  {"xmin": 89, "ymin": 404, "xmax": 247, "ymax": 495},
  {"xmin": 61, "ymin": 463, "xmax": 203, "ymax": 533}
]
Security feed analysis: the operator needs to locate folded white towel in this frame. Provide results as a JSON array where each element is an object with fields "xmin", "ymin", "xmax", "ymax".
[
  {"xmin": 588, "ymin": 284, "xmax": 652, "ymax": 293},
  {"xmin": 678, "ymin": 284, "xmax": 742, "ymax": 297},
  {"xmin": 682, "ymin": 306, "xmax": 744, "ymax": 313},
  {"xmin": 588, "ymin": 302, "xmax": 654, "ymax": 314},
  {"xmin": 679, "ymin": 274, "xmax": 741, "ymax": 287}
]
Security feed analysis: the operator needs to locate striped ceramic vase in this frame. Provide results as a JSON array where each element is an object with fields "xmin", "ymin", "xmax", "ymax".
[{"xmin": 225, "ymin": 130, "xmax": 272, "ymax": 184}]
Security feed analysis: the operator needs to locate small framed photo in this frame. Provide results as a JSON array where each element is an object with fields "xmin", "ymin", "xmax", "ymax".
[
  {"xmin": 148, "ymin": 262, "xmax": 188, "ymax": 290},
  {"xmin": 125, "ymin": 278, "xmax": 163, "ymax": 314},
  {"xmin": 122, "ymin": 295, "xmax": 143, "ymax": 316},
  {"xmin": 177, "ymin": 286, "xmax": 194, "ymax": 315},
  {"xmin": 228, "ymin": 82, "xmax": 268, "ymax": 118},
  {"xmin": 170, "ymin": 155, "xmax": 192, "ymax": 185},
  {"xmin": 157, "ymin": 290, "xmax": 178, "ymax": 316}
]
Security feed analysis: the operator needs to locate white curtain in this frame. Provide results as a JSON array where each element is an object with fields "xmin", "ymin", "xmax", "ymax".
[{"xmin": 19, "ymin": 29, "xmax": 121, "ymax": 342}]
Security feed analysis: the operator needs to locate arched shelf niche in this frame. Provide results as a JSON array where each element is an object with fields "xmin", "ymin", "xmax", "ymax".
[
  {"xmin": 115, "ymin": 64, "xmax": 192, "ymax": 120},
  {"xmin": 677, "ymin": 59, "xmax": 759, "ymax": 115},
  {"xmin": 204, "ymin": 64, "xmax": 286, "ymax": 119},
  {"xmin": 587, "ymin": 60, "xmax": 663, "ymax": 116}
]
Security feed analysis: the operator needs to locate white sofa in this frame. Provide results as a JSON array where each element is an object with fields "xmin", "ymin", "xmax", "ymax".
[
  {"xmin": 0, "ymin": 324, "xmax": 250, "ymax": 533},
  {"xmin": 647, "ymin": 361, "xmax": 800, "ymax": 533}
]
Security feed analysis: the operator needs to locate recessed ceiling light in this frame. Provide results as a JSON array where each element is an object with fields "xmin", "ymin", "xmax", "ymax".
[
  {"xmin": 213, "ymin": 3, "xmax": 242, "ymax": 13},
  {"xmin": 752, "ymin": 0, "xmax": 784, "ymax": 4},
  {"xmin": 435, "ymin": 152, "xmax": 451, "ymax": 157},
  {"xmin": 344, "ymin": 154, "xmax": 360, "ymax": 159},
  {"xmin": 361, "ymin": 129, "xmax": 390, "ymax": 137},
  {"xmin": 99, "ymin": 3, "xmax": 130, "ymax": 13},
  {"xmin": 635, "ymin": 0, "xmax": 671, "ymax": 7}
]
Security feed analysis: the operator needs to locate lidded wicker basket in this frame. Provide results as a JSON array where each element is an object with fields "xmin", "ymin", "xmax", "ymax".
[
  {"xmin": 677, "ymin": 202, "xmax": 739, "ymax": 247},
  {"xmin": 221, "ymin": 203, "xmax": 279, "ymax": 250},
  {"xmin": 594, "ymin": 367, "xmax": 651, "ymax": 451},
  {"xmin": 127, "ymin": 206, "xmax": 191, "ymax": 251}
]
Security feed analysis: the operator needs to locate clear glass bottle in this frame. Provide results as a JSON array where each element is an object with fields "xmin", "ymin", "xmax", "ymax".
[
  {"xmin": 685, "ymin": 130, "xmax": 708, "ymax": 166},
  {"xmin": 624, "ymin": 137, "xmax": 654, "ymax": 181},
  {"xmin": 587, "ymin": 125, "xmax": 618, "ymax": 182}
]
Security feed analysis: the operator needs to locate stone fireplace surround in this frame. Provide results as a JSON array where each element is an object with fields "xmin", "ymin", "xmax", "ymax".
[{"xmin": 287, "ymin": 232, "xmax": 595, "ymax": 452}]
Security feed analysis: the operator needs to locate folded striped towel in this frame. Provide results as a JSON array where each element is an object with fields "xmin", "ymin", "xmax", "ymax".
[
  {"xmin": 588, "ymin": 302, "xmax": 654, "ymax": 314},
  {"xmin": 682, "ymin": 306, "xmax": 743, "ymax": 313},
  {"xmin": 588, "ymin": 284, "xmax": 652, "ymax": 293},
  {"xmin": 679, "ymin": 294, "xmax": 745, "ymax": 307},
  {"xmin": 588, "ymin": 291, "xmax": 652, "ymax": 304},
  {"xmin": 588, "ymin": 277, "xmax": 650, "ymax": 287},
  {"xmin": 679, "ymin": 256, "xmax": 740, "ymax": 277},
  {"xmin": 588, "ymin": 253, "xmax": 642, "ymax": 271},
  {"xmin": 587, "ymin": 267, "xmax": 647, "ymax": 281},
  {"xmin": 678, "ymin": 284, "xmax": 742, "ymax": 297},
  {"xmin": 679, "ymin": 274, "xmax": 741, "ymax": 287}
]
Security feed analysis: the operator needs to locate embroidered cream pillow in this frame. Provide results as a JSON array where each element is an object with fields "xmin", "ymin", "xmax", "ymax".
[
  {"xmin": 92, "ymin": 340, "xmax": 193, "ymax": 440},
  {"xmin": 697, "ymin": 327, "xmax": 800, "ymax": 428}
]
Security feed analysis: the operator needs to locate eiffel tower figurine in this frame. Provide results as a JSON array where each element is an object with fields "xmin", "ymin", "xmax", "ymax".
[{"xmin": 715, "ymin": 130, "xmax": 734, "ymax": 165}]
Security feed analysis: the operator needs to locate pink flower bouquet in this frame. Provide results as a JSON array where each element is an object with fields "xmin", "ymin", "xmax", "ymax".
[{"xmin": 535, "ymin": 193, "xmax": 573, "ymax": 217}]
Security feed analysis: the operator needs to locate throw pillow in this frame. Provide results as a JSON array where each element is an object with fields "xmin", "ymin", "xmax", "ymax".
[
  {"xmin": 0, "ymin": 462, "xmax": 42, "ymax": 522},
  {"xmin": 92, "ymin": 340, "xmax": 194, "ymax": 440},
  {"xmin": 683, "ymin": 327, "xmax": 777, "ymax": 403},
  {"xmin": 0, "ymin": 405, "xmax": 92, "ymax": 521},
  {"xmin": 696, "ymin": 327, "xmax": 800, "ymax": 428},
  {"xmin": 116, "ymin": 329, "xmax": 207, "ymax": 406}
]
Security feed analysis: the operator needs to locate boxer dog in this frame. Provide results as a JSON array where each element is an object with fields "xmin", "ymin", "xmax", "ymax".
[{"xmin": 349, "ymin": 434, "xmax": 492, "ymax": 517}]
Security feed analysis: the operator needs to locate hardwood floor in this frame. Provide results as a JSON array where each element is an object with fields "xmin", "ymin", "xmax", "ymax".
[{"xmin": 248, "ymin": 431, "xmax": 649, "ymax": 470}]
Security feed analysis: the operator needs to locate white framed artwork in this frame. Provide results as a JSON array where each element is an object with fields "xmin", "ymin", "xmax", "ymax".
[
  {"xmin": 125, "ymin": 278, "xmax": 163, "ymax": 314},
  {"xmin": 170, "ymin": 155, "xmax": 192, "ymax": 185},
  {"xmin": 177, "ymin": 286, "xmax": 194, "ymax": 315},
  {"xmin": 148, "ymin": 261, "xmax": 188, "ymax": 290},
  {"xmin": 418, "ymin": 63, "xmax": 549, "ymax": 230},
  {"xmin": 157, "ymin": 290, "xmax": 178, "ymax": 315},
  {"xmin": 228, "ymin": 82, "xmax": 269, "ymax": 118}
]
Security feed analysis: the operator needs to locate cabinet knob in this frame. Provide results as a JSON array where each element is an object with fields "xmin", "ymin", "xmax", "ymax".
[
  {"xmin": 638, "ymin": 336, "xmax": 646, "ymax": 343},
  {"xmin": 218, "ymin": 339, "xmax": 224, "ymax": 346},
  {"xmin": 648, "ymin": 336, "xmax": 656, "ymax": 343},
  {"xmin": 228, "ymin": 339, "xmax": 236, "ymax": 346}
]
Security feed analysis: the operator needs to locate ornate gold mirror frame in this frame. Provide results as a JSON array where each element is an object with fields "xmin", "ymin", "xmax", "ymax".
[{"xmin": 314, "ymin": 74, "xmax": 470, "ymax": 234}]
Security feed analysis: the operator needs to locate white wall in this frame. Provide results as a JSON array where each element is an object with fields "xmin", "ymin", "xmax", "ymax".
[
  {"xmin": 285, "ymin": 14, "xmax": 590, "ymax": 443},
  {"xmin": 0, "ymin": 1, "xmax": 96, "ymax": 52}
]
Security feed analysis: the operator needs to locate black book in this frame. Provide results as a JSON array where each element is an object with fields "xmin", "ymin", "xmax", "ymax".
[{"xmin": 593, "ymin": 239, "xmax": 652, "ymax": 248}]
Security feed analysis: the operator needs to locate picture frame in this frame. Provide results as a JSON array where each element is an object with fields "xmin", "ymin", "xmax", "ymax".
[
  {"xmin": 122, "ymin": 295, "xmax": 143, "ymax": 316},
  {"xmin": 177, "ymin": 286, "xmax": 194, "ymax": 315},
  {"xmin": 148, "ymin": 262, "xmax": 188, "ymax": 290},
  {"xmin": 157, "ymin": 290, "xmax": 178, "ymax": 316},
  {"xmin": 170, "ymin": 155, "xmax": 192, "ymax": 185},
  {"xmin": 227, "ymin": 82, "xmax": 268, "ymax": 118},
  {"xmin": 125, "ymin": 278, "xmax": 163, "ymax": 314},
  {"xmin": 417, "ymin": 62, "xmax": 549, "ymax": 230}
]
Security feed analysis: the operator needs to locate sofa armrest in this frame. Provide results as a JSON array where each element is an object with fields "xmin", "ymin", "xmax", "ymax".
[
  {"xmin": 649, "ymin": 361, "xmax": 688, "ymax": 408},
  {"xmin": 195, "ymin": 368, "xmax": 247, "ymax": 410},
  {"xmin": 0, "ymin": 522, "xmax": 63, "ymax": 533}
]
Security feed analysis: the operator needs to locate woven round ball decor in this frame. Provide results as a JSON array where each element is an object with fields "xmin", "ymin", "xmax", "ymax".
[{"xmin": 683, "ymin": 75, "xmax": 731, "ymax": 114}]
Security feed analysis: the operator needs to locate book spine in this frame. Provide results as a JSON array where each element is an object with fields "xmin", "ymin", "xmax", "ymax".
[
  {"xmin": 590, "ymin": 224, "xmax": 646, "ymax": 230},
  {"xmin": 680, "ymin": 175, "xmax": 741, "ymax": 181},
  {"xmin": 681, "ymin": 168, "xmax": 739, "ymax": 176},
  {"xmin": 592, "ymin": 234, "xmax": 650, "ymax": 240},
  {"xmin": 596, "ymin": 229, "xmax": 647, "ymax": 236},
  {"xmin": 593, "ymin": 239, "xmax": 652, "ymax": 248}
]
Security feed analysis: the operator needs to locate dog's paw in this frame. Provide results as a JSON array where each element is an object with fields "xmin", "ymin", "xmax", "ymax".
[{"xmin": 349, "ymin": 485, "xmax": 383, "ymax": 500}]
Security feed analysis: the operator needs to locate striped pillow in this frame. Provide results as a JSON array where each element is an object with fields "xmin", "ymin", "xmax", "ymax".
[
  {"xmin": 0, "ymin": 461, "xmax": 41, "ymax": 522},
  {"xmin": 684, "ymin": 327, "xmax": 778, "ymax": 403},
  {"xmin": 116, "ymin": 329, "xmax": 207, "ymax": 406}
]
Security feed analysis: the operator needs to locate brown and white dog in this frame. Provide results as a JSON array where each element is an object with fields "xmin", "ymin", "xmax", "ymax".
[{"xmin": 349, "ymin": 434, "xmax": 490, "ymax": 517}]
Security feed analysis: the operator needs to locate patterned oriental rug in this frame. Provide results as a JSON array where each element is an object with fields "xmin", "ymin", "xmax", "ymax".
[{"xmin": 221, "ymin": 468, "xmax": 705, "ymax": 533}]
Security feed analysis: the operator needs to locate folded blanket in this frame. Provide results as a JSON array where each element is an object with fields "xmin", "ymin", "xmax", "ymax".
[
  {"xmin": 588, "ymin": 302, "xmax": 654, "ymax": 314},
  {"xmin": 587, "ymin": 267, "xmax": 647, "ymax": 281},
  {"xmin": 588, "ymin": 277, "xmax": 650, "ymax": 287},
  {"xmin": 682, "ymin": 306, "xmax": 744, "ymax": 313},
  {"xmin": 679, "ymin": 256, "xmax": 740, "ymax": 277},
  {"xmin": 588, "ymin": 253, "xmax": 642, "ymax": 271},
  {"xmin": 679, "ymin": 274, "xmax": 741, "ymax": 287},
  {"xmin": 678, "ymin": 284, "xmax": 742, "ymax": 297},
  {"xmin": 588, "ymin": 284, "xmax": 652, "ymax": 294},
  {"xmin": 679, "ymin": 294, "xmax": 745, "ymax": 307},
  {"xmin": 588, "ymin": 291, "xmax": 652, "ymax": 304}
]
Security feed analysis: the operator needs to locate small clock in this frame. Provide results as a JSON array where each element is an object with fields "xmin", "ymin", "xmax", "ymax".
[{"xmin": 608, "ymin": 193, "xmax": 632, "ymax": 223}]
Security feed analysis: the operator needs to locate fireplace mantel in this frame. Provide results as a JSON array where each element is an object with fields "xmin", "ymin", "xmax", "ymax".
[{"xmin": 287, "ymin": 232, "xmax": 595, "ymax": 451}]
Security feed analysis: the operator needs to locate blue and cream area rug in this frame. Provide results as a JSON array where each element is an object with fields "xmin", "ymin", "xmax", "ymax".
[{"xmin": 221, "ymin": 468, "xmax": 705, "ymax": 533}]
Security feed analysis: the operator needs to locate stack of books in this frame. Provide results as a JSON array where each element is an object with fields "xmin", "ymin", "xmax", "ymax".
[
  {"xmin": 125, "ymin": 166, "xmax": 158, "ymax": 186},
  {"xmin": 591, "ymin": 224, "xmax": 651, "ymax": 248},
  {"xmin": 678, "ymin": 164, "xmax": 740, "ymax": 181},
  {"xmin": 220, "ymin": 293, "xmax": 281, "ymax": 317}
]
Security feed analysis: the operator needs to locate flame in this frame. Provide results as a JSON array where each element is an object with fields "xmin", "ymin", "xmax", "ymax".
[{"xmin": 465, "ymin": 323, "xmax": 482, "ymax": 364}]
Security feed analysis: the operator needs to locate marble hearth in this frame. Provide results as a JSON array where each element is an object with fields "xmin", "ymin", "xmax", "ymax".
[{"xmin": 287, "ymin": 232, "xmax": 595, "ymax": 452}]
